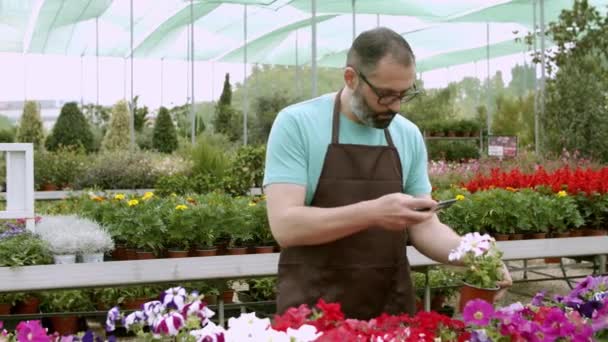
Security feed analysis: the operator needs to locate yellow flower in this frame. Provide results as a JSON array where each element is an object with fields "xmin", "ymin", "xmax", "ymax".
[
  {"xmin": 128, "ymin": 199, "xmax": 139, "ymax": 207},
  {"xmin": 455, "ymin": 194, "xmax": 465, "ymax": 201},
  {"xmin": 142, "ymin": 192, "xmax": 154, "ymax": 200},
  {"xmin": 171, "ymin": 193, "xmax": 177, "ymax": 197},
  {"xmin": 248, "ymin": 201, "xmax": 257, "ymax": 207},
  {"xmin": 175, "ymin": 204, "xmax": 188, "ymax": 211},
  {"xmin": 114, "ymin": 194, "xmax": 125, "ymax": 200},
  {"xmin": 506, "ymin": 187, "xmax": 517, "ymax": 192},
  {"xmin": 557, "ymin": 190, "xmax": 568, "ymax": 197}
]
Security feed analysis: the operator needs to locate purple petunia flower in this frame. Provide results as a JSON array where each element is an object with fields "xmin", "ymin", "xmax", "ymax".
[
  {"xmin": 160, "ymin": 286, "xmax": 187, "ymax": 310},
  {"xmin": 152, "ymin": 312, "xmax": 185, "ymax": 336},
  {"xmin": 531, "ymin": 290, "xmax": 547, "ymax": 306},
  {"xmin": 470, "ymin": 329, "xmax": 491, "ymax": 342},
  {"xmin": 105, "ymin": 306, "xmax": 121, "ymax": 332},
  {"xmin": 463, "ymin": 299, "xmax": 495, "ymax": 326}
]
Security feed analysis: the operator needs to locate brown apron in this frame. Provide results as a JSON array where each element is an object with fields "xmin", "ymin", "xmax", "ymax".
[{"xmin": 276, "ymin": 89, "xmax": 416, "ymax": 319}]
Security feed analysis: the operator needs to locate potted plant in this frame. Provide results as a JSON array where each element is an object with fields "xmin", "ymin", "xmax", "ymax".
[
  {"xmin": 78, "ymin": 223, "xmax": 115, "ymax": 263},
  {"xmin": 448, "ymin": 232, "xmax": 504, "ymax": 312},
  {"xmin": 39, "ymin": 290, "xmax": 94, "ymax": 335},
  {"xmin": 0, "ymin": 293, "xmax": 20, "ymax": 314},
  {"xmin": 0, "ymin": 228, "xmax": 53, "ymax": 268},
  {"xmin": 112, "ymin": 195, "xmax": 165, "ymax": 259},
  {"xmin": 249, "ymin": 198, "xmax": 276, "ymax": 253},
  {"xmin": 224, "ymin": 197, "xmax": 254, "ymax": 254},
  {"xmin": 163, "ymin": 201, "xmax": 197, "ymax": 257},
  {"xmin": 547, "ymin": 190, "xmax": 584, "ymax": 237}
]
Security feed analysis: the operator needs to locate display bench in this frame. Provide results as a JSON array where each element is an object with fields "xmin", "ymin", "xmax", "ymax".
[{"xmin": 1, "ymin": 236, "xmax": 607, "ymax": 324}]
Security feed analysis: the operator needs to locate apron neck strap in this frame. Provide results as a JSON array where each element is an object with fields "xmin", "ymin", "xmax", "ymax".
[{"xmin": 332, "ymin": 88, "xmax": 395, "ymax": 147}]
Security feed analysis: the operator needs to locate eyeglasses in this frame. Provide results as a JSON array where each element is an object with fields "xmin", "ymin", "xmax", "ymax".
[{"xmin": 356, "ymin": 69, "xmax": 420, "ymax": 106}]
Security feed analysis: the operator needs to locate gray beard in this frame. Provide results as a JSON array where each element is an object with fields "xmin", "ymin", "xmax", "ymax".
[{"xmin": 349, "ymin": 87, "xmax": 395, "ymax": 129}]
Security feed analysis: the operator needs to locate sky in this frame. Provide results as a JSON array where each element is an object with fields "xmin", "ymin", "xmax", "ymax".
[{"xmin": 0, "ymin": 49, "xmax": 531, "ymax": 117}]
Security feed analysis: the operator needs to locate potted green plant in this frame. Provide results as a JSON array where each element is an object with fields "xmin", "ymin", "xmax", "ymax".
[
  {"xmin": 547, "ymin": 191, "xmax": 584, "ymax": 237},
  {"xmin": 248, "ymin": 198, "xmax": 276, "ymax": 253},
  {"xmin": 112, "ymin": 195, "xmax": 165, "ymax": 259},
  {"xmin": 192, "ymin": 202, "xmax": 218, "ymax": 256},
  {"xmin": 224, "ymin": 197, "xmax": 254, "ymax": 254},
  {"xmin": 448, "ymin": 232, "xmax": 504, "ymax": 312},
  {"xmin": 39, "ymin": 290, "xmax": 94, "ymax": 335},
  {"xmin": 0, "ymin": 292, "xmax": 20, "ymax": 314},
  {"xmin": 164, "ymin": 201, "xmax": 198, "ymax": 257},
  {"xmin": 0, "ymin": 229, "xmax": 53, "ymax": 268}
]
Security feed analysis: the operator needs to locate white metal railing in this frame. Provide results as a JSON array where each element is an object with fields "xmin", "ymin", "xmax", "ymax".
[{"xmin": 0, "ymin": 143, "xmax": 34, "ymax": 231}]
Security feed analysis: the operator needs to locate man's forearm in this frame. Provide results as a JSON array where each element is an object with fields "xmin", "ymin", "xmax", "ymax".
[
  {"xmin": 271, "ymin": 201, "xmax": 374, "ymax": 248},
  {"xmin": 408, "ymin": 215, "xmax": 462, "ymax": 265}
]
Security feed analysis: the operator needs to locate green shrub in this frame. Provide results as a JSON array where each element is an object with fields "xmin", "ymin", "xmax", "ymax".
[
  {"xmin": 0, "ymin": 128, "xmax": 15, "ymax": 142},
  {"xmin": 136, "ymin": 127, "xmax": 154, "ymax": 150},
  {"xmin": 427, "ymin": 140, "xmax": 479, "ymax": 161},
  {"xmin": 34, "ymin": 147, "xmax": 89, "ymax": 189},
  {"xmin": 101, "ymin": 100, "xmax": 131, "ymax": 151},
  {"xmin": 45, "ymin": 102, "xmax": 94, "ymax": 152},
  {"xmin": 16, "ymin": 100, "xmax": 45, "ymax": 148},
  {"xmin": 152, "ymin": 106, "xmax": 178, "ymax": 153},
  {"xmin": 76, "ymin": 151, "xmax": 159, "ymax": 189}
]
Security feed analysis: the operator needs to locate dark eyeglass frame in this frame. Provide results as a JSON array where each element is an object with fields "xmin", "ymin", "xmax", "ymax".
[{"xmin": 354, "ymin": 68, "xmax": 420, "ymax": 106}]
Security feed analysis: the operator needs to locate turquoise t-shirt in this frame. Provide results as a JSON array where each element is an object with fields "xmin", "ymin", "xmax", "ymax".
[{"xmin": 263, "ymin": 92, "xmax": 432, "ymax": 205}]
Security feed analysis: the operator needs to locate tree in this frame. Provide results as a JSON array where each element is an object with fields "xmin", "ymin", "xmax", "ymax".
[
  {"xmin": 251, "ymin": 93, "xmax": 291, "ymax": 144},
  {"xmin": 527, "ymin": 0, "xmax": 608, "ymax": 160},
  {"xmin": 16, "ymin": 100, "xmax": 45, "ymax": 148},
  {"xmin": 101, "ymin": 100, "xmax": 132, "ymax": 151},
  {"xmin": 45, "ymin": 102, "xmax": 94, "ymax": 152},
  {"xmin": 152, "ymin": 106, "xmax": 178, "ymax": 153},
  {"xmin": 132, "ymin": 95, "xmax": 150, "ymax": 132},
  {"xmin": 214, "ymin": 73, "xmax": 237, "ymax": 138}
]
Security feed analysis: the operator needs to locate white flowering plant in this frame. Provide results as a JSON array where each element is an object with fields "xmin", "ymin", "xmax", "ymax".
[
  {"xmin": 105, "ymin": 286, "xmax": 321, "ymax": 342},
  {"xmin": 448, "ymin": 232, "xmax": 504, "ymax": 289}
]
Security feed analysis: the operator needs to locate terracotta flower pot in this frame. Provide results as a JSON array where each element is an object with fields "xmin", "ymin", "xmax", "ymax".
[
  {"xmin": 544, "ymin": 257, "xmax": 561, "ymax": 264},
  {"xmin": 204, "ymin": 294, "xmax": 218, "ymax": 305},
  {"xmin": 227, "ymin": 247, "xmax": 247, "ymax": 255},
  {"xmin": 194, "ymin": 248, "xmax": 218, "ymax": 257},
  {"xmin": 14, "ymin": 297, "xmax": 40, "ymax": 314},
  {"xmin": 167, "ymin": 250, "xmax": 189, "ymax": 258},
  {"xmin": 254, "ymin": 246, "xmax": 275, "ymax": 254},
  {"xmin": 112, "ymin": 245, "xmax": 127, "ymax": 261},
  {"xmin": 584, "ymin": 229, "xmax": 607, "ymax": 236},
  {"xmin": 0, "ymin": 303, "xmax": 10, "ymax": 315},
  {"xmin": 49, "ymin": 316, "xmax": 79, "ymax": 336},
  {"xmin": 509, "ymin": 233, "xmax": 524, "ymax": 240},
  {"xmin": 222, "ymin": 290, "xmax": 235, "ymax": 304},
  {"xmin": 136, "ymin": 251, "xmax": 156, "ymax": 260},
  {"xmin": 569, "ymin": 230, "xmax": 583, "ymax": 237},
  {"xmin": 493, "ymin": 234, "xmax": 509, "ymax": 241},
  {"xmin": 554, "ymin": 232, "xmax": 570, "ymax": 238},
  {"xmin": 41, "ymin": 183, "xmax": 58, "ymax": 191},
  {"xmin": 531, "ymin": 232, "xmax": 547, "ymax": 239},
  {"xmin": 458, "ymin": 282, "xmax": 499, "ymax": 312}
]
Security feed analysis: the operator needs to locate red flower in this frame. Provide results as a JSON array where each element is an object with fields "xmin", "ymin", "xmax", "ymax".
[{"xmin": 271, "ymin": 304, "xmax": 312, "ymax": 331}]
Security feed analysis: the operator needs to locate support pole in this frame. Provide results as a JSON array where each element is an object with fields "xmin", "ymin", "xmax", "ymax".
[
  {"xmin": 190, "ymin": 0, "xmax": 195, "ymax": 145},
  {"xmin": 533, "ymin": 0, "xmax": 539, "ymax": 155},
  {"xmin": 311, "ymin": 0, "xmax": 317, "ymax": 98},
  {"xmin": 485, "ymin": 22, "xmax": 492, "ymax": 137},
  {"xmin": 351, "ymin": 0, "xmax": 356, "ymax": 41},
  {"xmin": 96, "ymin": 17, "xmax": 100, "ymax": 128},
  {"xmin": 243, "ymin": 4, "xmax": 248, "ymax": 145},
  {"xmin": 376, "ymin": 13, "xmax": 380, "ymax": 27},
  {"xmin": 295, "ymin": 29, "xmax": 300, "ymax": 98},
  {"xmin": 80, "ymin": 54, "xmax": 84, "ymax": 108},
  {"xmin": 160, "ymin": 58, "xmax": 164, "ymax": 107},
  {"xmin": 539, "ymin": 0, "xmax": 546, "ymax": 157},
  {"xmin": 129, "ymin": 0, "xmax": 135, "ymax": 150}
]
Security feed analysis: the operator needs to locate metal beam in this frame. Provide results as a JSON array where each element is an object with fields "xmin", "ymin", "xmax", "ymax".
[{"xmin": 311, "ymin": 0, "xmax": 317, "ymax": 98}]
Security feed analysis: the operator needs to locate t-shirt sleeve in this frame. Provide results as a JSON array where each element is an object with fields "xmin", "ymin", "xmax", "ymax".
[
  {"xmin": 263, "ymin": 109, "xmax": 308, "ymax": 188},
  {"xmin": 404, "ymin": 128, "xmax": 432, "ymax": 196}
]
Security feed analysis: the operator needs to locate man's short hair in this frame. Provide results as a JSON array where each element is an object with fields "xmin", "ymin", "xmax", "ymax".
[{"xmin": 346, "ymin": 27, "xmax": 415, "ymax": 74}]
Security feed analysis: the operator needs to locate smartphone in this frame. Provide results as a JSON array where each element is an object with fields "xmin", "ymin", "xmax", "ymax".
[{"xmin": 415, "ymin": 198, "xmax": 458, "ymax": 212}]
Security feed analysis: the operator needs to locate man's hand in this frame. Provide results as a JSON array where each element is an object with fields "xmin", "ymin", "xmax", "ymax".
[
  {"xmin": 495, "ymin": 261, "xmax": 513, "ymax": 301},
  {"xmin": 369, "ymin": 193, "xmax": 437, "ymax": 231}
]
